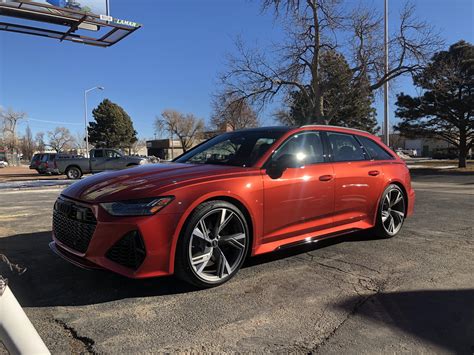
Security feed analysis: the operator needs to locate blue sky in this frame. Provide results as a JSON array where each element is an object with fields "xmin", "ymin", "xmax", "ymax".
[{"xmin": 0, "ymin": 0, "xmax": 473, "ymax": 139}]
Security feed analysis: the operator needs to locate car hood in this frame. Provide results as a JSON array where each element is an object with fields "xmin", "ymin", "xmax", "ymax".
[{"xmin": 61, "ymin": 163, "xmax": 251, "ymax": 203}]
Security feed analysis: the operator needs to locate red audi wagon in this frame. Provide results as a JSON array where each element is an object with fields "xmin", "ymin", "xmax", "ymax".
[{"xmin": 50, "ymin": 126, "xmax": 415, "ymax": 287}]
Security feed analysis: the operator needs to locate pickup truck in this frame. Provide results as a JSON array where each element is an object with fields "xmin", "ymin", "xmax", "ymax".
[{"xmin": 56, "ymin": 148, "xmax": 147, "ymax": 179}]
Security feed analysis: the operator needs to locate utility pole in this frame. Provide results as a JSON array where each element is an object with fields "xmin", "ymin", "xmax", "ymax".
[
  {"xmin": 84, "ymin": 86, "xmax": 104, "ymax": 157},
  {"xmin": 383, "ymin": 0, "xmax": 390, "ymax": 146}
]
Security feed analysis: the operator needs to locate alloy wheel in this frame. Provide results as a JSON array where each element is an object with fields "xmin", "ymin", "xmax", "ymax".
[
  {"xmin": 188, "ymin": 208, "xmax": 247, "ymax": 282},
  {"xmin": 381, "ymin": 188, "xmax": 405, "ymax": 235}
]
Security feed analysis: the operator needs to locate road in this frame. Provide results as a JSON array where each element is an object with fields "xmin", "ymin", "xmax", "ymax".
[{"xmin": 0, "ymin": 173, "xmax": 473, "ymax": 353}]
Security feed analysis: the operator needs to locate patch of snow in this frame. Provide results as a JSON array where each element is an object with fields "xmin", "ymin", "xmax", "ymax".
[{"xmin": 0, "ymin": 180, "xmax": 76, "ymax": 190}]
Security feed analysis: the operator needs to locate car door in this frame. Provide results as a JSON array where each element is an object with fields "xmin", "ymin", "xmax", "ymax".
[
  {"xmin": 90, "ymin": 149, "xmax": 107, "ymax": 172},
  {"xmin": 326, "ymin": 131, "xmax": 384, "ymax": 227},
  {"xmin": 262, "ymin": 131, "xmax": 335, "ymax": 243}
]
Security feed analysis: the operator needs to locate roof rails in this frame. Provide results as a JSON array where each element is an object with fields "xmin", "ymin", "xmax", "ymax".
[{"xmin": 300, "ymin": 125, "xmax": 369, "ymax": 134}]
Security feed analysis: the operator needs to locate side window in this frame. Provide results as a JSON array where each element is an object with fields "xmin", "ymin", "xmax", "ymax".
[
  {"xmin": 106, "ymin": 150, "xmax": 122, "ymax": 158},
  {"xmin": 327, "ymin": 132, "xmax": 366, "ymax": 162},
  {"xmin": 357, "ymin": 136, "xmax": 394, "ymax": 160},
  {"xmin": 93, "ymin": 150, "xmax": 104, "ymax": 158},
  {"xmin": 248, "ymin": 137, "xmax": 277, "ymax": 165},
  {"xmin": 272, "ymin": 131, "xmax": 325, "ymax": 165}
]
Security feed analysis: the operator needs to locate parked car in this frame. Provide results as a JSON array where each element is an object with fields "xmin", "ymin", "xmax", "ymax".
[
  {"xmin": 55, "ymin": 148, "xmax": 147, "ymax": 179},
  {"xmin": 37, "ymin": 153, "xmax": 60, "ymax": 175},
  {"xmin": 50, "ymin": 126, "xmax": 415, "ymax": 288},
  {"xmin": 29, "ymin": 153, "xmax": 44, "ymax": 171},
  {"xmin": 0, "ymin": 160, "xmax": 8, "ymax": 168}
]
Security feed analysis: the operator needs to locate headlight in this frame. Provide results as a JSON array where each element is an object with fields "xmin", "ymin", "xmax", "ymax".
[{"xmin": 100, "ymin": 197, "xmax": 174, "ymax": 216}]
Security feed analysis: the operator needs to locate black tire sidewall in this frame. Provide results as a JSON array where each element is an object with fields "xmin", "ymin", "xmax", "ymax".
[{"xmin": 175, "ymin": 200, "xmax": 250, "ymax": 288}]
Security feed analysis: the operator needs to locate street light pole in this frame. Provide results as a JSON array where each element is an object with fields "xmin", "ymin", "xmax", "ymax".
[
  {"xmin": 84, "ymin": 86, "xmax": 104, "ymax": 157},
  {"xmin": 383, "ymin": 0, "xmax": 390, "ymax": 147}
]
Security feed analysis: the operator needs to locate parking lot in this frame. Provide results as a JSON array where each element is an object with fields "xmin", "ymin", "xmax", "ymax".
[{"xmin": 0, "ymin": 171, "xmax": 473, "ymax": 353}]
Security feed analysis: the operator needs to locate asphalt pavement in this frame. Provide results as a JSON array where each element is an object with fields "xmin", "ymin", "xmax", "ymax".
[{"xmin": 0, "ymin": 172, "xmax": 473, "ymax": 353}]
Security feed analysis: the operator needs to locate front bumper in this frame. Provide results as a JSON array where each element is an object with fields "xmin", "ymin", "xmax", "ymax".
[{"xmin": 51, "ymin": 197, "xmax": 181, "ymax": 279}]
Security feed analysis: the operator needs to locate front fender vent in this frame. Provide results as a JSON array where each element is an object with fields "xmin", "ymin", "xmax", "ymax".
[{"xmin": 105, "ymin": 231, "xmax": 146, "ymax": 270}]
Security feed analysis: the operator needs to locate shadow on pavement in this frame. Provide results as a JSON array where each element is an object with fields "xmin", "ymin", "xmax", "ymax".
[
  {"xmin": 0, "ymin": 232, "xmax": 196, "ymax": 307},
  {"xmin": 410, "ymin": 168, "xmax": 474, "ymax": 176},
  {"xmin": 245, "ymin": 230, "xmax": 378, "ymax": 268},
  {"xmin": 0, "ymin": 230, "xmax": 377, "ymax": 307},
  {"xmin": 335, "ymin": 289, "xmax": 474, "ymax": 354}
]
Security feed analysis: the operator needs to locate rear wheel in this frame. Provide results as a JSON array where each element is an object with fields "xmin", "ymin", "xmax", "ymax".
[
  {"xmin": 175, "ymin": 200, "xmax": 249, "ymax": 288},
  {"xmin": 373, "ymin": 184, "xmax": 406, "ymax": 238},
  {"xmin": 65, "ymin": 166, "xmax": 82, "ymax": 180}
]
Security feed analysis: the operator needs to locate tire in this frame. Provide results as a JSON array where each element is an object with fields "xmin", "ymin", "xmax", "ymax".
[
  {"xmin": 372, "ymin": 184, "xmax": 406, "ymax": 238},
  {"xmin": 175, "ymin": 200, "xmax": 250, "ymax": 288},
  {"xmin": 65, "ymin": 166, "xmax": 82, "ymax": 180}
]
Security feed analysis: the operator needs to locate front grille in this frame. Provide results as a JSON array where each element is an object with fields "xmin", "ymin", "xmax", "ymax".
[
  {"xmin": 53, "ymin": 198, "xmax": 97, "ymax": 253},
  {"xmin": 106, "ymin": 231, "xmax": 146, "ymax": 270}
]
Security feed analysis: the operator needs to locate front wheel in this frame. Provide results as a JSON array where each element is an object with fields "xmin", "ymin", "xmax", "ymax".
[
  {"xmin": 373, "ymin": 184, "xmax": 406, "ymax": 238},
  {"xmin": 175, "ymin": 200, "xmax": 250, "ymax": 288},
  {"xmin": 65, "ymin": 166, "xmax": 82, "ymax": 180}
]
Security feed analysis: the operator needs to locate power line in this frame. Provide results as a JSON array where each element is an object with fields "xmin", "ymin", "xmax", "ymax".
[{"xmin": 25, "ymin": 118, "xmax": 82, "ymax": 126}]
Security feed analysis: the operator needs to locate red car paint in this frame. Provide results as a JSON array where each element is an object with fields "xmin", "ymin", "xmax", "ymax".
[{"xmin": 50, "ymin": 126, "xmax": 415, "ymax": 278}]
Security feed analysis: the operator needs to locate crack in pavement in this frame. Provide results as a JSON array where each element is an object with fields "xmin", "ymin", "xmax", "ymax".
[{"xmin": 54, "ymin": 319, "xmax": 96, "ymax": 354}]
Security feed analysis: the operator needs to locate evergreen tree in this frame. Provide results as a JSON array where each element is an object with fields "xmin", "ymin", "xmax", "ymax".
[
  {"xmin": 88, "ymin": 99, "xmax": 138, "ymax": 150},
  {"xmin": 279, "ymin": 51, "xmax": 378, "ymax": 133},
  {"xmin": 395, "ymin": 41, "xmax": 473, "ymax": 168}
]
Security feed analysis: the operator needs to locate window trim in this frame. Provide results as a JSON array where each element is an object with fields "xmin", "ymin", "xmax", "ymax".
[
  {"xmin": 324, "ymin": 131, "xmax": 370, "ymax": 163},
  {"xmin": 263, "ymin": 130, "xmax": 330, "ymax": 169}
]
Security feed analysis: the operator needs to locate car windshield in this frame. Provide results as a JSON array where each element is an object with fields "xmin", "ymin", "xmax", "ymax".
[{"xmin": 174, "ymin": 129, "xmax": 288, "ymax": 167}]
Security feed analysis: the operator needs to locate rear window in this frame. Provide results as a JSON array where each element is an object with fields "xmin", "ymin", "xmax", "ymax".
[
  {"xmin": 357, "ymin": 136, "xmax": 394, "ymax": 160},
  {"xmin": 93, "ymin": 150, "xmax": 104, "ymax": 158},
  {"xmin": 327, "ymin": 132, "xmax": 367, "ymax": 162}
]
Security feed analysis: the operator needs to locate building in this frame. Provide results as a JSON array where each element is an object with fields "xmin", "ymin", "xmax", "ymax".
[
  {"xmin": 390, "ymin": 134, "xmax": 471, "ymax": 158},
  {"xmin": 146, "ymin": 139, "xmax": 184, "ymax": 161},
  {"xmin": 147, "ymin": 125, "xmax": 234, "ymax": 161}
]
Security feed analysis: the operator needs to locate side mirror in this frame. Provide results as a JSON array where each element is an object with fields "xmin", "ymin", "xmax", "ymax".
[{"xmin": 266, "ymin": 154, "xmax": 302, "ymax": 179}]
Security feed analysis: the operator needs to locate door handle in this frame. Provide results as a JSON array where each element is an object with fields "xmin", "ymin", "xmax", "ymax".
[
  {"xmin": 368, "ymin": 170, "xmax": 380, "ymax": 176},
  {"xmin": 319, "ymin": 175, "xmax": 334, "ymax": 182}
]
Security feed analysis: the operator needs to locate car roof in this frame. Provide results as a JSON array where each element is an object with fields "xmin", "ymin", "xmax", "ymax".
[
  {"xmin": 232, "ymin": 126, "xmax": 294, "ymax": 133},
  {"xmin": 233, "ymin": 125, "xmax": 374, "ymax": 137}
]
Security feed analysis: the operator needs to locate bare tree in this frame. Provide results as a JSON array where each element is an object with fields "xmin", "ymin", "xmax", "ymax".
[
  {"xmin": 73, "ymin": 131, "xmax": 87, "ymax": 153},
  {"xmin": 211, "ymin": 92, "xmax": 259, "ymax": 130},
  {"xmin": 0, "ymin": 108, "xmax": 27, "ymax": 153},
  {"xmin": 221, "ymin": 0, "xmax": 442, "ymax": 123},
  {"xmin": 20, "ymin": 125, "xmax": 35, "ymax": 161},
  {"xmin": 47, "ymin": 127, "xmax": 75, "ymax": 152},
  {"xmin": 155, "ymin": 110, "xmax": 205, "ymax": 152},
  {"xmin": 35, "ymin": 132, "xmax": 46, "ymax": 152},
  {"xmin": 131, "ymin": 138, "xmax": 147, "ymax": 155}
]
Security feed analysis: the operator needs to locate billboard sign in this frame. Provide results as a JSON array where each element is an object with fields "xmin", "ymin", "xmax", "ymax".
[{"xmin": 1, "ymin": 0, "xmax": 109, "ymax": 16}]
